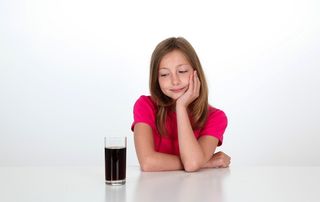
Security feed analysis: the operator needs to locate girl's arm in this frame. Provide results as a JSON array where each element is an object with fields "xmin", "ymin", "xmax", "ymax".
[
  {"xmin": 134, "ymin": 123, "xmax": 184, "ymax": 171},
  {"xmin": 176, "ymin": 105, "xmax": 220, "ymax": 171},
  {"xmin": 176, "ymin": 71, "xmax": 222, "ymax": 171},
  {"xmin": 134, "ymin": 123, "xmax": 231, "ymax": 171}
]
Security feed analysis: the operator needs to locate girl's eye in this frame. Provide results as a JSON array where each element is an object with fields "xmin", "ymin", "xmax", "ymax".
[
  {"xmin": 178, "ymin": 70, "xmax": 188, "ymax": 74},
  {"xmin": 160, "ymin": 74, "xmax": 169, "ymax": 77}
]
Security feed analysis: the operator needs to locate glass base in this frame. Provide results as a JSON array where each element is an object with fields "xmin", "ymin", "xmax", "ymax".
[{"xmin": 105, "ymin": 179, "xmax": 126, "ymax": 185}]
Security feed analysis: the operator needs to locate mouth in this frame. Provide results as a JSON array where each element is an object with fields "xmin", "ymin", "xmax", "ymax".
[{"xmin": 170, "ymin": 87, "xmax": 186, "ymax": 93}]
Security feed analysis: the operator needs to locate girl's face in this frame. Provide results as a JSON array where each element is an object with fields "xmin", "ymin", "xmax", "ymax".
[{"xmin": 158, "ymin": 50, "xmax": 193, "ymax": 100}]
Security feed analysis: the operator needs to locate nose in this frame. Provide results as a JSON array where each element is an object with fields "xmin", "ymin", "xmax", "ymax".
[{"xmin": 171, "ymin": 73, "xmax": 181, "ymax": 85}]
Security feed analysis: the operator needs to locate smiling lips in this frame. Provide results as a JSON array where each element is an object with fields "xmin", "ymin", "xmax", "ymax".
[{"xmin": 170, "ymin": 87, "xmax": 186, "ymax": 93}]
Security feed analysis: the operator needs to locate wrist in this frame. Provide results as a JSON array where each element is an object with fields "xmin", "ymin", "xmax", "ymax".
[
  {"xmin": 202, "ymin": 158, "xmax": 213, "ymax": 168},
  {"xmin": 175, "ymin": 103, "xmax": 187, "ymax": 112}
]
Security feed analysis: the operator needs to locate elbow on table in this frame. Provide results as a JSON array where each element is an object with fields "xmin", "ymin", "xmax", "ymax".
[
  {"xmin": 139, "ymin": 157, "xmax": 155, "ymax": 172},
  {"xmin": 183, "ymin": 161, "xmax": 202, "ymax": 172},
  {"xmin": 140, "ymin": 163, "xmax": 152, "ymax": 172}
]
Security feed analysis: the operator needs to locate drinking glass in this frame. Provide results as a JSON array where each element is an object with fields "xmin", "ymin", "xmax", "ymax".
[{"xmin": 104, "ymin": 136, "xmax": 127, "ymax": 185}]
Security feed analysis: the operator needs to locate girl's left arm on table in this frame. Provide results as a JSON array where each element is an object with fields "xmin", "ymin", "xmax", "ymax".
[
  {"xmin": 176, "ymin": 71, "xmax": 219, "ymax": 171},
  {"xmin": 176, "ymin": 105, "xmax": 219, "ymax": 172}
]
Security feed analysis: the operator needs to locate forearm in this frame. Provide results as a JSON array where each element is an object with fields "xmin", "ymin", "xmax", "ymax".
[
  {"xmin": 139, "ymin": 151, "xmax": 184, "ymax": 172},
  {"xmin": 176, "ymin": 105, "xmax": 206, "ymax": 171},
  {"xmin": 134, "ymin": 123, "xmax": 184, "ymax": 172}
]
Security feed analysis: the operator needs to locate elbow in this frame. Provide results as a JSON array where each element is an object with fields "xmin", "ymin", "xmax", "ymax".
[
  {"xmin": 140, "ymin": 163, "xmax": 152, "ymax": 172},
  {"xmin": 183, "ymin": 161, "xmax": 202, "ymax": 172},
  {"xmin": 139, "ymin": 157, "xmax": 155, "ymax": 172}
]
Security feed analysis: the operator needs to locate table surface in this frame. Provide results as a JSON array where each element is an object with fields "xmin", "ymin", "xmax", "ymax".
[{"xmin": 0, "ymin": 166, "xmax": 319, "ymax": 202}]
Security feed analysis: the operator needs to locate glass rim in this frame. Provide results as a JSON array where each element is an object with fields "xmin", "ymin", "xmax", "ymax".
[
  {"xmin": 104, "ymin": 136, "xmax": 127, "ymax": 148},
  {"xmin": 104, "ymin": 136, "xmax": 127, "ymax": 139}
]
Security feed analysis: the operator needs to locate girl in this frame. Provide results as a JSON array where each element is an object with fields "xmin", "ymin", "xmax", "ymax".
[{"xmin": 131, "ymin": 37, "xmax": 230, "ymax": 172}]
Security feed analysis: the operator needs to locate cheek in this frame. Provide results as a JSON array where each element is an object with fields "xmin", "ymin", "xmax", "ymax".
[
  {"xmin": 158, "ymin": 78, "xmax": 168, "ymax": 89},
  {"xmin": 181, "ymin": 73, "xmax": 191, "ymax": 84}
]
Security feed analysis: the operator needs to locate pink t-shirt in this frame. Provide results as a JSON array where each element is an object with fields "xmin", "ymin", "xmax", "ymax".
[{"xmin": 131, "ymin": 95, "xmax": 228, "ymax": 156}]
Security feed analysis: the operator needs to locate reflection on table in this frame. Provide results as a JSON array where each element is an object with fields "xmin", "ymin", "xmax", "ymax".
[
  {"xmin": 131, "ymin": 168, "xmax": 230, "ymax": 202},
  {"xmin": 0, "ymin": 166, "xmax": 319, "ymax": 202}
]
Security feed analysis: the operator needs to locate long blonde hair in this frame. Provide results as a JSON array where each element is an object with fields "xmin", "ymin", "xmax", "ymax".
[{"xmin": 149, "ymin": 37, "xmax": 209, "ymax": 136}]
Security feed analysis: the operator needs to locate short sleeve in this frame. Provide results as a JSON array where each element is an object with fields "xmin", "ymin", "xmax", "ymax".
[
  {"xmin": 131, "ymin": 96, "xmax": 156, "ymax": 131},
  {"xmin": 199, "ymin": 108, "xmax": 228, "ymax": 146}
]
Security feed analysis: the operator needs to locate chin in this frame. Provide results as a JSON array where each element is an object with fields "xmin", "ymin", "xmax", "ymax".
[{"xmin": 168, "ymin": 93, "xmax": 184, "ymax": 100}]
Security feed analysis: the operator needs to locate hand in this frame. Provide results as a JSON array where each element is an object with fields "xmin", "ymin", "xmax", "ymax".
[
  {"xmin": 176, "ymin": 70, "xmax": 200, "ymax": 108},
  {"xmin": 207, "ymin": 151, "xmax": 231, "ymax": 168}
]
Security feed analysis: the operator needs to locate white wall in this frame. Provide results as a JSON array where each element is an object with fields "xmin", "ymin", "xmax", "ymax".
[{"xmin": 0, "ymin": 0, "xmax": 319, "ymax": 166}]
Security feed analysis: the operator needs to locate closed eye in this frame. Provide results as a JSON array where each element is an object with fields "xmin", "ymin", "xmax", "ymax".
[
  {"xmin": 160, "ymin": 74, "xmax": 169, "ymax": 77},
  {"xmin": 178, "ymin": 70, "xmax": 188, "ymax": 74}
]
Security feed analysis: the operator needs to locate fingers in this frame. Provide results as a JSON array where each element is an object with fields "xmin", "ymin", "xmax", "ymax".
[
  {"xmin": 188, "ymin": 70, "xmax": 194, "ymax": 94},
  {"xmin": 192, "ymin": 71, "xmax": 200, "ymax": 98},
  {"xmin": 193, "ymin": 71, "xmax": 197, "ymax": 95},
  {"xmin": 186, "ymin": 71, "xmax": 197, "ymax": 97},
  {"xmin": 189, "ymin": 71, "xmax": 200, "ymax": 99},
  {"xmin": 220, "ymin": 152, "xmax": 231, "ymax": 167},
  {"xmin": 176, "ymin": 70, "xmax": 200, "ymax": 107},
  {"xmin": 212, "ymin": 151, "xmax": 231, "ymax": 168}
]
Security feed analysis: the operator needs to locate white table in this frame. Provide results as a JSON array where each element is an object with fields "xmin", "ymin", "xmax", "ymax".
[{"xmin": 0, "ymin": 166, "xmax": 319, "ymax": 202}]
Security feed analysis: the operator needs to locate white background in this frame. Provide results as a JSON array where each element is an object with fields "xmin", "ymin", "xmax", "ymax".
[{"xmin": 0, "ymin": 0, "xmax": 319, "ymax": 166}]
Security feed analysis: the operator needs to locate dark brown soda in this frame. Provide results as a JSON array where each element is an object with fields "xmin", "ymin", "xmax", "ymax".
[{"xmin": 105, "ymin": 147, "xmax": 126, "ymax": 181}]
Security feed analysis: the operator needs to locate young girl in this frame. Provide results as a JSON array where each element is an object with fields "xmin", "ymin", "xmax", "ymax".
[{"xmin": 131, "ymin": 37, "xmax": 230, "ymax": 172}]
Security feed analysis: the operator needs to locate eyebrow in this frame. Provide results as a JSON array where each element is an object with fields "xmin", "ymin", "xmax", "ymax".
[{"xmin": 159, "ymin": 64, "xmax": 190, "ymax": 70}]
